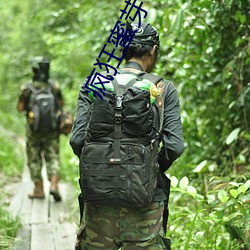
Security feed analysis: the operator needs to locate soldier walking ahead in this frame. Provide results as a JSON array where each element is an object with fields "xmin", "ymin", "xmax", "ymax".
[{"xmin": 17, "ymin": 57, "xmax": 64, "ymax": 201}]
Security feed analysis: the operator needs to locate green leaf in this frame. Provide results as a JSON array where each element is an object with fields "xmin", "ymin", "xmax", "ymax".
[
  {"xmin": 206, "ymin": 194, "xmax": 216, "ymax": 204},
  {"xmin": 240, "ymin": 15, "xmax": 246, "ymax": 24},
  {"xmin": 179, "ymin": 176, "xmax": 189, "ymax": 190},
  {"xmin": 193, "ymin": 160, "xmax": 208, "ymax": 173},
  {"xmin": 226, "ymin": 128, "xmax": 241, "ymax": 145},
  {"xmin": 196, "ymin": 25, "xmax": 206, "ymax": 30},
  {"xmin": 227, "ymin": 212, "xmax": 243, "ymax": 221},
  {"xmin": 187, "ymin": 185, "xmax": 197, "ymax": 197},
  {"xmin": 237, "ymin": 185, "xmax": 247, "ymax": 194},
  {"xmin": 244, "ymin": 180, "xmax": 250, "ymax": 190},
  {"xmin": 218, "ymin": 190, "xmax": 229, "ymax": 203},
  {"xmin": 172, "ymin": 9, "xmax": 183, "ymax": 34},
  {"xmin": 171, "ymin": 176, "xmax": 178, "ymax": 188},
  {"xmin": 229, "ymin": 181, "xmax": 240, "ymax": 187},
  {"xmin": 246, "ymin": 57, "xmax": 250, "ymax": 65},
  {"xmin": 229, "ymin": 189, "xmax": 239, "ymax": 198},
  {"xmin": 235, "ymin": 10, "xmax": 246, "ymax": 24}
]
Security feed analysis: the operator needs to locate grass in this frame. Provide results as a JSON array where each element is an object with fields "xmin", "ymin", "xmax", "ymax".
[
  {"xmin": 0, "ymin": 132, "xmax": 23, "ymax": 249},
  {"xmin": 0, "ymin": 207, "xmax": 20, "ymax": 250},
  {"xmin": 60, "ymin": 135, "xmax": 80, "ymax": 190},
  {"xmin": 0, "ymin": 133, "xmax": 24, "ymax": 177}
]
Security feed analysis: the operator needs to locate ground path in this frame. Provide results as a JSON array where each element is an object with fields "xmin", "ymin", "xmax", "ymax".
[
  {"xmin": 8, "ymin": 164, "xmax": 78, "ymax": 250},
  {"xmin": 3, "ymin": 126, "xmax": 79, "ymax": 250}
]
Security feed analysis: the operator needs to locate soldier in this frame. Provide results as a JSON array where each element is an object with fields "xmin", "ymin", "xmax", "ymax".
[
  {"xmin": 70, "ymin": 22, "xmax": 184, "ymax": 250},
  {"xmin": 17, "ymin": 57, "xmax": 64, "ymax": 201}
]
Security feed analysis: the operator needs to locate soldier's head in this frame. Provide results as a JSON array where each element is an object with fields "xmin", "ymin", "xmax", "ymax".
[
  {"xmin": 121, "ymin": 22, "xmax": 160, "ymax": 73},
  {"xmin": 30, "ymin": 57, "xmax": 50, "ymax": 82}
]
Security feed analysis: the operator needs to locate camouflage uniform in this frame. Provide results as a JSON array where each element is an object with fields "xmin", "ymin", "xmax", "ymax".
[
  {"xmin": 18, "ymin": 80, "xmax": 63, "ymax": 181},
  {"xmin": 75, "ymin": 202, "xmax": 170, "ymax": 250},
  {"xmin": 26, "ymin": 130, "xmax": 60, "ymax": 181}
]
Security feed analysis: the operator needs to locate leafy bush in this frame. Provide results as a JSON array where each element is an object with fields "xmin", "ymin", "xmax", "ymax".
[
  {"xmin": 60, "ymin": 135, "xmax": 79, "ymax": 188},
  {"xmin": 0, "ymin": 0, "xmax": 249, "ymax": 248},
  {"xmin": 0, "ymin": 128, "xmax": 24, "ymax": 248},
  {"xmin": 0, "ymin": 134, "xmax": 24, "ymax": 177},
  {"xmin": 168, "ymin": 175, "xmax": 250, "ymax": 250}
]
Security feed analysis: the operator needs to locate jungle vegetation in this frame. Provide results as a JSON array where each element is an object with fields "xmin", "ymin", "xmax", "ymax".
[{"xmin": 0, "ymin": 0, "xmax": 249, "ymax": 249}]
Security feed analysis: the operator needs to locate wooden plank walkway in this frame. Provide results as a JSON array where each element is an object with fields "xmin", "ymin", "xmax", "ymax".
[{"xmin": 8, "ymin": 163, "xmax": 79, "ymax": 250}]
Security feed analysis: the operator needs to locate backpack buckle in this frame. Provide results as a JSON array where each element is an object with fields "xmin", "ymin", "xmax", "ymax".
[
  {"xmin": 115, "ymin": 113, "xmax": 122, "ymax": 124},
  {"xmin": 115, "ymin": 96, "xmax": 123, "ymax": 110}
]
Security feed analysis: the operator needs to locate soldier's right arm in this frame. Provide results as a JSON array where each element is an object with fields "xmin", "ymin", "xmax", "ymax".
[
  {"xmin": 17, "ymin": 85, "xmax": 30, "ymax": 113},
  {"xmin": 158, "ymin": 80, "xmax": 185, "ymax": 171},
  {"xmin": 17, "ymin": 100, "xmax": 25, "ymax": 112}
]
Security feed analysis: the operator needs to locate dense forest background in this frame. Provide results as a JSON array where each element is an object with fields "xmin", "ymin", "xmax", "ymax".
[{"xmin": 0, "ymin": 0, "xmax": 249, "ymax": 249}]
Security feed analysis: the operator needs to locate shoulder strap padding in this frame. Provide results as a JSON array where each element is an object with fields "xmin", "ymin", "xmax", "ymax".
[
  {"xmin": 27, "ymin": 83, "xmax": 39, "ymax": 94},
  {"xmin": 111, "ymin": 77, "xmax": 138, "ymax": 96},
  {"xmin": 100, "ymin": 69, "xmax": 163, "ymax": 86},
  {"xmin": 27, "ymin": 83, "xmax": 52, "ymax": 94},
  {"xmin": 136, "ymin": 72, "xmax": 163, "ymax": 85}
]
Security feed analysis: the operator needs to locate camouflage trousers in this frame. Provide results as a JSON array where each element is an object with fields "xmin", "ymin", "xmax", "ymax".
[
  {"xmin": 75, "ymin": 201, "xmax": 170, "ymax": 250},
  {"xmin": 26, "ymin": 130, "xmax": 60, "ymax": 181}
]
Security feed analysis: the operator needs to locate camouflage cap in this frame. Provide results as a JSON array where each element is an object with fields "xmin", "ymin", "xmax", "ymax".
[{"xmin": 128, "ymin": 22, "xmax": 160, "ymax": 47}]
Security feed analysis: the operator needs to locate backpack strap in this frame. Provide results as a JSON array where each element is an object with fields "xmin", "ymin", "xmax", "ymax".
[
  {"xmin": 136, "ymin": 72, "xmax": 165, "ymax": 132},
  {"xmin": 137, "ymin": 72, "xmax": 163, "ymax": 86},
  {"xmin": 27, "ymin": 83, "xmax": 40, "ymax": 94},
  {"xmin": 27, "ymin": 82, "xmax": 53, "ymax": 93},
  {"xmin": 110, "ymin": 77, "xmax": 139, "ymax": 159},
  {"xmin": 47, "ymin": 81, "xmax": 61, "ymax": 110},
  {"xmin": 111, "ymin": 77, "xmax": 138, "ymax": 95}
]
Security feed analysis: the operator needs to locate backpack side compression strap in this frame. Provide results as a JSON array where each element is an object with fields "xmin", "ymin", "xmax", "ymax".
[{"xmin": 139, "ymin": 72, "xmax": 165, "ymax": 131}]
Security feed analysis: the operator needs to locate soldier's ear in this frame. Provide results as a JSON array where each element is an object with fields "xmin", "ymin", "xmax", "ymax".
[
  {"xmin": 155, "ymin": 45, "xmax": 159, "ymax": 56},
  {"xmin": 150, "ymin": 45, "xmax": 158, "ymax": 56}
]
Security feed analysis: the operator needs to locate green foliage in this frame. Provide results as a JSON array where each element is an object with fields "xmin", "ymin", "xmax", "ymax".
[
  {"xmin": 0, "ymin": 132, "xmax": 23, "ymax": 248},
  {"xmin": 168, "ymin": 175, "xmax": 250, "ymax": 249},
  {"xmin": 0, "ymin": 0, "xmax": 249, "ymax": 248},
  {"xmin": 0, "ymin": 207, "xmax": 20, "ymax": 250},
  {"xmin": 0, "ymin": 174, "xmax": 21, "ymax": 249},
  {"xmin": 0, "ymin": 134, "xmax": 24, "ymax": 177},
  {"xmin": 60, "ymin": 135, "xmax": 79, "ymax": 190},
  {"xmin": 141, "ymin": 0, "xmax": 250, "ymax": 178}
]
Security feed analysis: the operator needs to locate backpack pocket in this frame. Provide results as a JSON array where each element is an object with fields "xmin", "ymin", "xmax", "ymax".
[
  {"xmin": 80, "ymin": 141, "xmax": 159, "ymax": 209},
  {"xmin": 88, "ymin": 92, "xmax": 115, "ymax": 138},
  {"xmin": 27, "ymin": 85, "xmax": 58, "ymax": 133},
  {"xmin": 122, "ymin": 88, "xmax": 154, "ymax": 139}
]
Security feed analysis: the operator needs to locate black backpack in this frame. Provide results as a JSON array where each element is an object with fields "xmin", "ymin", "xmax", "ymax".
[
  {"xmin": 27, "ymin": 82, "xmax": 59, "ymax": 133},
  {"xmin": 79, "ymin": 71, "xmax": 164, "ymax": 209}
]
